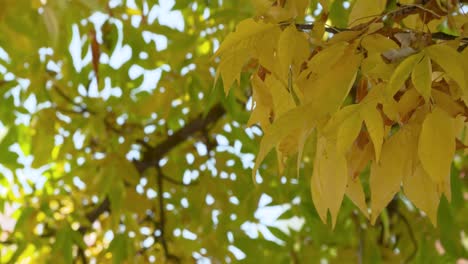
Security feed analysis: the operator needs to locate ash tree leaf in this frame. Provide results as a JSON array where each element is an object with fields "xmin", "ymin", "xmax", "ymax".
[
  {"xmin": 370, "ymin": 125, "xmax": 417, "ymax": 224},
  {"xmin": 311, "ymin": 135, "xmax": 348, "ymax": 228},
  {"xmin": 386, "ymin": 52, "xmax": 424, "ymax": 98},
  {"xmin": 426, "ymin": 44, "xmax": 466, "ymax": 92},
  {"xmin": 403, "ymin": 162, "xmax": 440, "ymax": 225},
  {"xmin": 277, "ymin": 25, "xmax": 309, "ymax": 79},
  {"xmin": 302, "ymin": 44, "xmax": 362, "ymax": 112},
  {"xmin": 214, "ymin": 18, "xmax": 281, "ymax": 95},
  {"xmin": 348, "ymin": 0, "xmax": 386, "ymax": 26},
  {"xmin": 336, "ymin": 111, "xmax": 362, "ymax": 154},
  {"xmin": 418, "ymin": 107, "xmax": 455, "ymax": 198},
  {"xmin": 411, "ymin": 55, "xmax": 432, "ymax": 102},
  {"xmin": 345, "ymin": 143, "xmax": 373, "ymax": 218},
  {"xmin": 362, "ymin": 104, "xmax": 384, "ymax": 162}
]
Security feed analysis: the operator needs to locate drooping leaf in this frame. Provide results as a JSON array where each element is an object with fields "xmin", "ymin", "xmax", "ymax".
[
  {"xmin": 362, "ymin": 104, "xmax": 384, "ymax": 162},
  {"xmin": 214, "ymin": 18, "xmax": 281, "ymax": 94},
  {"xmin": 277, "ymin": 25, "xmax": 309, "ymax": 79},
  {"xmin": 311, "ymin": 135, "xmax": 348, "ymax": 228},
  {"xmin": 403, "ymin": 162, "xmax": 440, "ymax": 225},
  {"xmin": 386, "ymin": 52, "xmax": 424, "ymax": 97},
  {"xmin": 426, "ymin": 44, "xmax": 466, "ymax": 92},
  {"xmin": 370, "ymin": 125, "xmax": 417, "ymax": 223},
  {"xmin": 336, "ymin": 111, "xmax": 362, "ymax": 154},
  {"xmin": 418, "ymin": 107, "xmax": 455, "ymax": 198},
  {"xmin": 348, "ymin": 0, "xmax": 386, "ymax": 26},
  {"xmin": 411, "ymin": 55, "xmax": 432, "ymax": 102}
]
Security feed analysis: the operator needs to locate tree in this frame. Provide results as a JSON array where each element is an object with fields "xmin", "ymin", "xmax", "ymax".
[{"xmin": 0, "ymin": 0, "xmax": 467, "ymax": 263}]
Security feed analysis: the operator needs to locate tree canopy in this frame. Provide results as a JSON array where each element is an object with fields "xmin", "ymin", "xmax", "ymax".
[{"xmin": 0, "ymin": 0, "xmax": 467, "ymax": 263}]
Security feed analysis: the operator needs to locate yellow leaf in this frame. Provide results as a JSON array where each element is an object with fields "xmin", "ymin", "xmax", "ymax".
[
  {"xmin": 303, "ymin": 45, "xmax": 361, "ymax": 113},
  {"xmin": 268, "ymin": 75, "xmax": 296, "ymax": 118},
  {"xmin": 361, "ymin": 34, "xmax": 399, "ymax": 53},
  {"xmin": 311, "ymin": 136, "xmax": 348, "ymax": 228},
  {"xmin": 411, "ymin": 55, "xmax": 432, "ymax": 102},
  {"xmin": 418, "ymin": 107, "xmax": 455, "ymax": 198},
  {"xmin": 278, "ymin": 25, "xmax": 309, "ymax": 79},
  {"xmin": 323, "ymin": 104, "xmax": 360, "ymax": 136},
  {"xmin": 292, "ymin": 0, "xmax": 309, "ymax": 17},
  {"xmin": 386, "ymin": 52, "xmax": 424, "ymax": 97},
  {"xmin": 346, "ymin": 143, "xmax": 373, "ymax": 218},
  {"xmin": 214, "ymin": 19, "xmax": 281, "ymax": 94},
  {"xmin": 361, "ymin": 53, "xmax": 395, "ymax": 81},
  {"xmin": 336, "ymin": 111, "xmax": 362, "ymax": 154},
  {"xmin": 301, "ymin": 42, "xmax": 348, "ymax": 80},
  {"xmin": 381, "ymin": 96, "xmax": 400, "ymax": 122},
  {"xmin": 370, "ymin": 126, "xmax": 417, "ymax": 224},
  {"xmin": 432, "ymin": 89, "xmax": 465, "ymax": 117},
  {"xmin": 461, "ymin": 48, "xmax": 468, "ymax": 104},
  {"xmin": 348, "ymin": 0, "xmax": 386, "ymax": 27},
  {"xmin": 362, "ymin": 104, "xmax": 384, "ymax": 162},
  {"xmin": 247, "ymin": 75, "xmax": 274, "ymax": 129},
  {"xmin": 397, "ymin": 88, "xmax": 421, "ymax": 119},
  {"xmin": 126, "ymin": 8, "xmax": 142, "ymax": 15},
  {"xmin": 403, "ymin": 162, "xmax": 440, "ymax": 226},
  {"xmin": 426, "ymin": 44, "xmax": 466, "ymax": 92},
  {"xmin": 252, "ymin": 0, "xmax": 273, "ymax": 15},
  {"xmin": 253, "ymin": 103, "xmax": 317, "ymax": 179}
]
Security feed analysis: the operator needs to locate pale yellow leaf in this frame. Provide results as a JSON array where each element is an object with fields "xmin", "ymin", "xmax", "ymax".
[
  {"xmin": 361, "ymin": 34, "xmax": 399, "ymax": 53},
  {"xmin": 278, "ymin": 25, "xmax": 309, "ymax": 79},
  {"xmin": 432, "ymin": 89, "xmax": 465, "ymax": 117},
  {"xmin": 386, "ymin": 52, "xmax": 424, "ymax": 97},
  {"xmin": 397, "ymin": 88, "xmax": 421, "ymax": 119},
  {"xmin": 323, "ymin": 104, "xmax": 360, "ymax": 136},
  {"xmin": 346, "ymin": 143, "xmax": 373, "ymax": 218},
  {"xmin": 370, "ymin": 126, "xmax": 417, "ymax": 224},
  {"xmin": 426, "ymin": 44, "xmax": 466, "ymax": 92},
  {"xmin": 381, "ymin": 96, "xmax": 400, "ymax": 122},
  {"xmin": 247, "ymin": 75, "xmax": 274, "ymax": 129},
  {"xmin": 268, "ymin": 75, "xmax": 296, "ymax": 118},
  {"xmin": 301, "ymin": 42, "xmax": 348, "ymax": 80},
  {"xmin": 311, "ymin": 136, "xmax": 348, "ymax": 228},
  {"xmin": 253, "ymin": 103, "xmax": 318, "ymax": 178},
  {"xmin": 403, "ymin": 162, "xmax": 440, "ymax": 226},
  {"xmin": 214, "ymin": 19, "xmax": 281, "ymax": 94},
  {"xmin": 216, "ymin": 47, "xmax": 250, "ymax": 95},
  {"xmin": 418, "ymin": 107, "xmax": 455, "ymax": 198},
  {"xmin": 461, "ymin": 48, "xmax": 468, "ymax": 105},
  {"xmin": 348, "ymin": 0, "xmax": 386, "ymax": 27},
  {"xmin": 336, "ymin": 112, "xmax": 362, "ymax": 154},
  {"xmin": 251, "ymin": 0, "xmax": 273, "ymax": 14},
  {"xmin": 411, "ymin": 55, "xmax": 432, "ymax": 102},
  {"xmin": 303, "ymin": 45, "xmax": 361, "ymax": 113},
  {"xmin": 362, "ymin": 104, "xmax": 384, "ymax": 162}
]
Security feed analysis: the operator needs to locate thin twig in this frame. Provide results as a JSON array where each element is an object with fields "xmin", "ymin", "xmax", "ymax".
[{"xmin": 156, "ymin": 165, "xmax": 169, "ymax": 259}]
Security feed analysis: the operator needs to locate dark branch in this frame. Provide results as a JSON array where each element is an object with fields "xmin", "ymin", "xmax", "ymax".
[
  {"xmin": 81, "ymin": 103, "xmax": 226, "ymax": 231},
  {"xmin": 139, "ymin": 103, "xmax": 226, "ymax": 170}
]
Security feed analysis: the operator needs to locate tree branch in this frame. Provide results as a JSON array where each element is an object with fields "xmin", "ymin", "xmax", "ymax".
[
  {"xmin": 295, "ymin": 24, "xmax": 467, "ymax": 42},
  {"xmin": 81, "ymin": 103, "xmax": 226, "ymax": 230},
  {"xmin": 138, "ymin": 103, "xmax": 226, "ymax": 171}
]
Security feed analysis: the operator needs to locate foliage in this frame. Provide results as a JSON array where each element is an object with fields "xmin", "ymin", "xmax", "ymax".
[{"xmin": 0, "ymin": 0, "xmax": 467, "ymax": 263}]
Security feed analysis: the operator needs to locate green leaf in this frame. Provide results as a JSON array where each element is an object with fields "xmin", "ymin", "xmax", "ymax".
[{"xmin": 437, "ymin": 196, "xmax": 466, "ymax": 258}]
